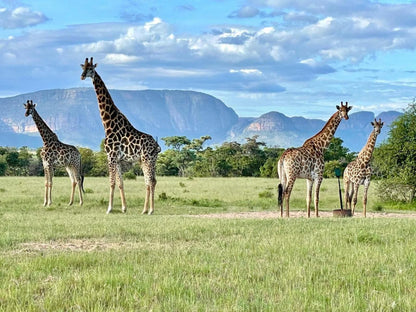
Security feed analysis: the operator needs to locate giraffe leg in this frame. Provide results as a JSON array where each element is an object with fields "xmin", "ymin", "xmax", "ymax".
[
  {"xmin": 283, "ymin": 178, "xmax": 295, "ymax": 217},
  {"xmin": 306, "ymin": 179, "xmax": 313, "ymax": 218},
  {"xmin": 107, "ymin": 163, "xmax": 117, "ymax": 214},
  {"xmin": 47, "ymin": 168, "xmax": 54, "ymax": 206},
  {"xmin": 73, "ymin": 167, "xmax": 83, "ymax": 206},
  {"xmin": 77, "ymin": 174, "xmax": 84, "ymax": 206},
  {"xmin": 349, "ymin": 183, "xmax": 355, "ymax": 212},
  {"xmin": 363, "ymin": 180, "xmax": 370, "ymax": 218},
  {"xmin": 43, "ymin": 170, "xmax": 49, "ymax": 207},
  {"xmin": 143, "ymin": 185, "xmax": 150, "ymax": 215},
  {"xmin": 66, "ymin": 167, "xmax": 76, "ymax": 206},
  {"xmin": 313, "ymin": 178, "xmax": 323, "ymax": 217},
  {"xmin": 42, "ymin": 165, "xmax": 54, "ymax": 207},
  {"xmin": 344, "ymin": 179, "xmax": 350, "ymax": 210},
  {"xmin": 150, "ymin": 183, "xmax": 156, "ymax": 215},
  {"xmin": 141, "ymin": 159, "xmax": 157, "ymax": 215},
  {"xmin": 115, "ymin": 164, "xmax": 127, "ymax": 213},
  {"xmin": 352, "ymin": 184, "xmax": 360, "ymax": 216}
]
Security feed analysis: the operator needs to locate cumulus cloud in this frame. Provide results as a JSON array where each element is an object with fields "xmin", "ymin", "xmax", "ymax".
[
  {"xmin": 0, "ymin": 6, "xmax": 48, "ymax": 29},
  {"xmin": 3, "ymin": 0, "xmax": 416, "ymax": 103},
  {"xmin": 228, "ymin": 6, "xmax": 260, "ymax": 18}
]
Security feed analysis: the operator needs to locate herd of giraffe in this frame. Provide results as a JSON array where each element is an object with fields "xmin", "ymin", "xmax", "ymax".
[{"xmin": 23, "ymin": 57, "xmax": 383, "ymax": 217}]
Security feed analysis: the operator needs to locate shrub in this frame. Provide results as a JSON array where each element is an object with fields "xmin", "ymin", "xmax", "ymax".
[
  {"xmin": 123, "ymin": 171, "xmax": 136, "ymax": 180},
  {"xmin": 258, "ymin": 190, "xmax": 274, "ymax": 198}
]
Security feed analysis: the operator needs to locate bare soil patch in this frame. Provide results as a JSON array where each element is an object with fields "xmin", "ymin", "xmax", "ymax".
[
  {"xmin": 193, "ymin": 210, "xmax": 416, "ymax": 219},
  {"xmin": 14, "ymin": 239, "xmax": 131, "ymax": 254}
]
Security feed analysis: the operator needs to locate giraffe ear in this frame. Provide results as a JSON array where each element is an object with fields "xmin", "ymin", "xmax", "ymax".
[
  {"xmin": 347, "ymin": 106, "xmax": 352, "ymax": 111},
  {"xmin": 371, "ymin": 121, "xmax": 374, "ymax": 126},
  {"xmin": 94, "ymin": 63, "xmax": 97, "ymax": 68},
  {"xmin": 336, "ymin": 105, "xmax": 340, "ymax": 110}
]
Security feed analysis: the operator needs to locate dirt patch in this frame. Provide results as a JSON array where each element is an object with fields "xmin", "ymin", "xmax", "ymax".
[
  {"xmin": 15, "ymin": 239, "xmax": 131, "ymax": 254},
  {"xmin": 193, "ymin": 210, "xmax": 416, "ymax": 219}
]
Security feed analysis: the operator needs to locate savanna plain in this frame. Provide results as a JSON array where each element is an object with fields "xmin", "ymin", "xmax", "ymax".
[{"xmin": 0, "ymin": 176, "xmax": 415, "ymax": 311}]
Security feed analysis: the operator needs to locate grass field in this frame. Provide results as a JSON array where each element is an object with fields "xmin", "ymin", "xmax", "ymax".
[{"xmin": 0, "ymin": 176, "xmax": 415, "ymax": 311}]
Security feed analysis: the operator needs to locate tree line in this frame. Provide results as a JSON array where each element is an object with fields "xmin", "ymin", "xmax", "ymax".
[
  {"xmin": 0, "ymin": 135, "xmax": 353, "ymax": 179},
  {"xmin": 1, "ymin": 102, "xmax": 415, "ymax": 203}
]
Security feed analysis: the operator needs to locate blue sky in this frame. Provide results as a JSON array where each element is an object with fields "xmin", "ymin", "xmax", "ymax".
[{"xmin": 1, "ymin": 0, "xmax": 416, "ymax": 119}]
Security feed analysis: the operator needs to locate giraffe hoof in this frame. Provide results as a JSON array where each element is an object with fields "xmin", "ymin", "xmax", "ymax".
[{"xmin": 148, "ymin": 210, "xmax": 154, "ymax": 215}]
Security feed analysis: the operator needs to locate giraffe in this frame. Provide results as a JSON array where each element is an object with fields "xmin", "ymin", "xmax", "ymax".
[
  {"xmin": 343, "ymin": 118, "xmax": 383, "ymax": 217},
  {"xmin": 277, "ymin": 102, "xmax": 352, "ymax": 217},
  {"xmin": 24, "ymin": 100, "xmax": 84, "ymax": 206},
  {"xmin": 80, "ymin": 57, "xmax": 161, "ymax": 215}
]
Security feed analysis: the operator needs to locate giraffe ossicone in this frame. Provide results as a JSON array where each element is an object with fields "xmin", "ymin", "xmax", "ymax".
[
  {"xmin": 277, "ymin": 101, "xmax": 352, "ymax": 217},
  {"xmin": 80, "ymin": 57, "xmax": 161, "ymax": 215},
  {"xmin": 343, "ymin": 118, "xmax": 383, "ymax": 217},
  {"xmin": 24, "ymin": 100, "xmax": 84, "ymax": 207}
]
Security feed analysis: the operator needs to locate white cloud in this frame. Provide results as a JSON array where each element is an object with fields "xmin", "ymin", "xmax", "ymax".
[
  {"xmin": 230, "ymin": 69, "xmax": 262, "ymax": 75},
  {"xmin": 228, "ymin": 6, "xmax": 260, "ymax": 18},
  {"xmin": 0, "ymin": 7, "xmax": 48, "ymax": 29},
  {"xmin": 103, "ymin": 53, "xmax": 141, "ymax": 64},
  {"xmin": 1, "ymin": 0, "xmax": 416, "ymax": 118}
]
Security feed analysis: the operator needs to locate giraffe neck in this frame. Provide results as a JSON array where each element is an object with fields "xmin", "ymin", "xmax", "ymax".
[
  {"xmin": 303, "ymin": 111, "xmax": 342, "ymax": 152},
  {"xmin": 92, "ymin": 73, "xmax": 125, "ymax": 134},
  {"xmin": 357, "ymin": 130, "xmax": 378, "ymax": 163},
  {"xmin": 31, "ymin": 109, "xmax": 58, "ymax": 145}
]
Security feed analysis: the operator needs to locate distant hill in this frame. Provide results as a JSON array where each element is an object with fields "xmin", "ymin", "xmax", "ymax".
[
  {"xmin": 230, "ymin": 110, "xmax": 402, "ymax": 151},
  {"xmin": 0, "ymin": 88, "xmax": 402, "ymax": 152},
  {"xmin": 0, "ymin": 88, "xmax": 238, "ymax": 149}
]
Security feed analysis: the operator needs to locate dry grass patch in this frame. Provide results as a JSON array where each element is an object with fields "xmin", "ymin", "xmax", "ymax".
[
  {"xmin": 192, "ymin": 210, "xmax": 416, "ymax": 219},
  {"xmin": 15, "ymin": 239, "xmax": 131, "ymax": 254}
]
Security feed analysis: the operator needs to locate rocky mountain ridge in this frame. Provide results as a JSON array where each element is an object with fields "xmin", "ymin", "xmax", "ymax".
[{"xmin": 0, "ymin": 88, "xmax": 402, "ymax": 152}]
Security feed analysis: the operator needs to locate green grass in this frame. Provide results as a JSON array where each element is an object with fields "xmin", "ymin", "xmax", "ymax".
[{"xmin": 0, "ymin": 176, "xmax": 415, "ymax": 311}]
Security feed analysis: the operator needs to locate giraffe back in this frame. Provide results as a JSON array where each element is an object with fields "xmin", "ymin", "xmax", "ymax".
[{"xmin": 279, "ymin": 146, "xmax": 325, "ymax": 181}]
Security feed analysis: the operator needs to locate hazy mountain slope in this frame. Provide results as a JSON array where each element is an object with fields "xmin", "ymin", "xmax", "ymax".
[
  {"xmin": 0, "ymin": 88, "xmax": 239, "ymax": 149},
  {"xmin": 0, "ymin": 88, "xmax": 402, "ymax": 152}
]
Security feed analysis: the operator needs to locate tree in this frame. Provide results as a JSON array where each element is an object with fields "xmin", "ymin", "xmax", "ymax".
[
  {"xmin": 162, "ymin": 136, "xmax": 191, "ymax": 151},
  {"xmin": 324, "ymin": 137, "xmax": 355, "ymax": 178},
  {"xmin": 324, "ymin": 137, "xmax": 354, "ymax": 162},
  {"xmin": 79, "ymin": 147, "xmax": 95, "ymax": 176},
  {"xmin": 240, "ymin": 136, "xmax": 266, "ymax": 176},
  {"xmin": 90, "ymin": 139, "xmax": 108, "ymax": 176},
  {"xmin": 373, "ymin": 101, "xmax": 416, "ymax": 202},
  {"xmin": 0, "ymin": 156, "xmax": 7, "ymax": 176},
  {"xmin": 160, "ymin": 136, "xmax": 211, "ymax": 177},
  {"xmin": 260, "ymin": 147, "xmax": 285, "ymax": 178}
]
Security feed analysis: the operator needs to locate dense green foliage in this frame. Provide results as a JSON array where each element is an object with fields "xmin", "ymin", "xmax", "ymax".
[
  {"xmin": 0, "ymin": 136, "xmax": 352, "ymax": 179},
  {"xmin": 373, "ymin": 102, "xmax": 416, "ymax": 203}
]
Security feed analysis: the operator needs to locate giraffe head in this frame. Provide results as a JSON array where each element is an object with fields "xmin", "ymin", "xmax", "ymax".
[
  {"xmin": 24, "ymin": 100, "xmax": 36, "ymax": 117},
  {"xmin": 80, "ymin": 57, "xmax": 97, "ymax": 80},
  {"xmin": 371, "ymin": 118, "xmax": 384, "ymax": 135},
  {"xmin": 336, "ymin": 101, "xmax": 352, "ymax": 120}
]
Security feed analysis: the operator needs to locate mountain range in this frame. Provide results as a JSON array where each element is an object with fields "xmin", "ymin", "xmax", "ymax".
[{"xmin": 0, "ymin": 88, "xmax": 402, "ymax": 152}]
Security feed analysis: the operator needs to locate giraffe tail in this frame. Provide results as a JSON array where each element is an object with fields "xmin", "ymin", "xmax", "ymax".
[
  {"xmin": 277, "ymin": 156, "xmax": 285, "ymax": 216},
  {"xmin": 278, "ymin": 183, "xmax": 283, "ymax": 215},
  {"xmin": 80, "ymin": 175, "xmax": 85, "ymax": 193},
  {"xmin": 278, "ymin": 184, "xmax": 283, "ymax": 205}
]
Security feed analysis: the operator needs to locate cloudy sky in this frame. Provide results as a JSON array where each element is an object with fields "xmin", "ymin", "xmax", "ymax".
[{"xmin": 1, "ymin": 0, "xmax": 416, "ymax": 119}]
